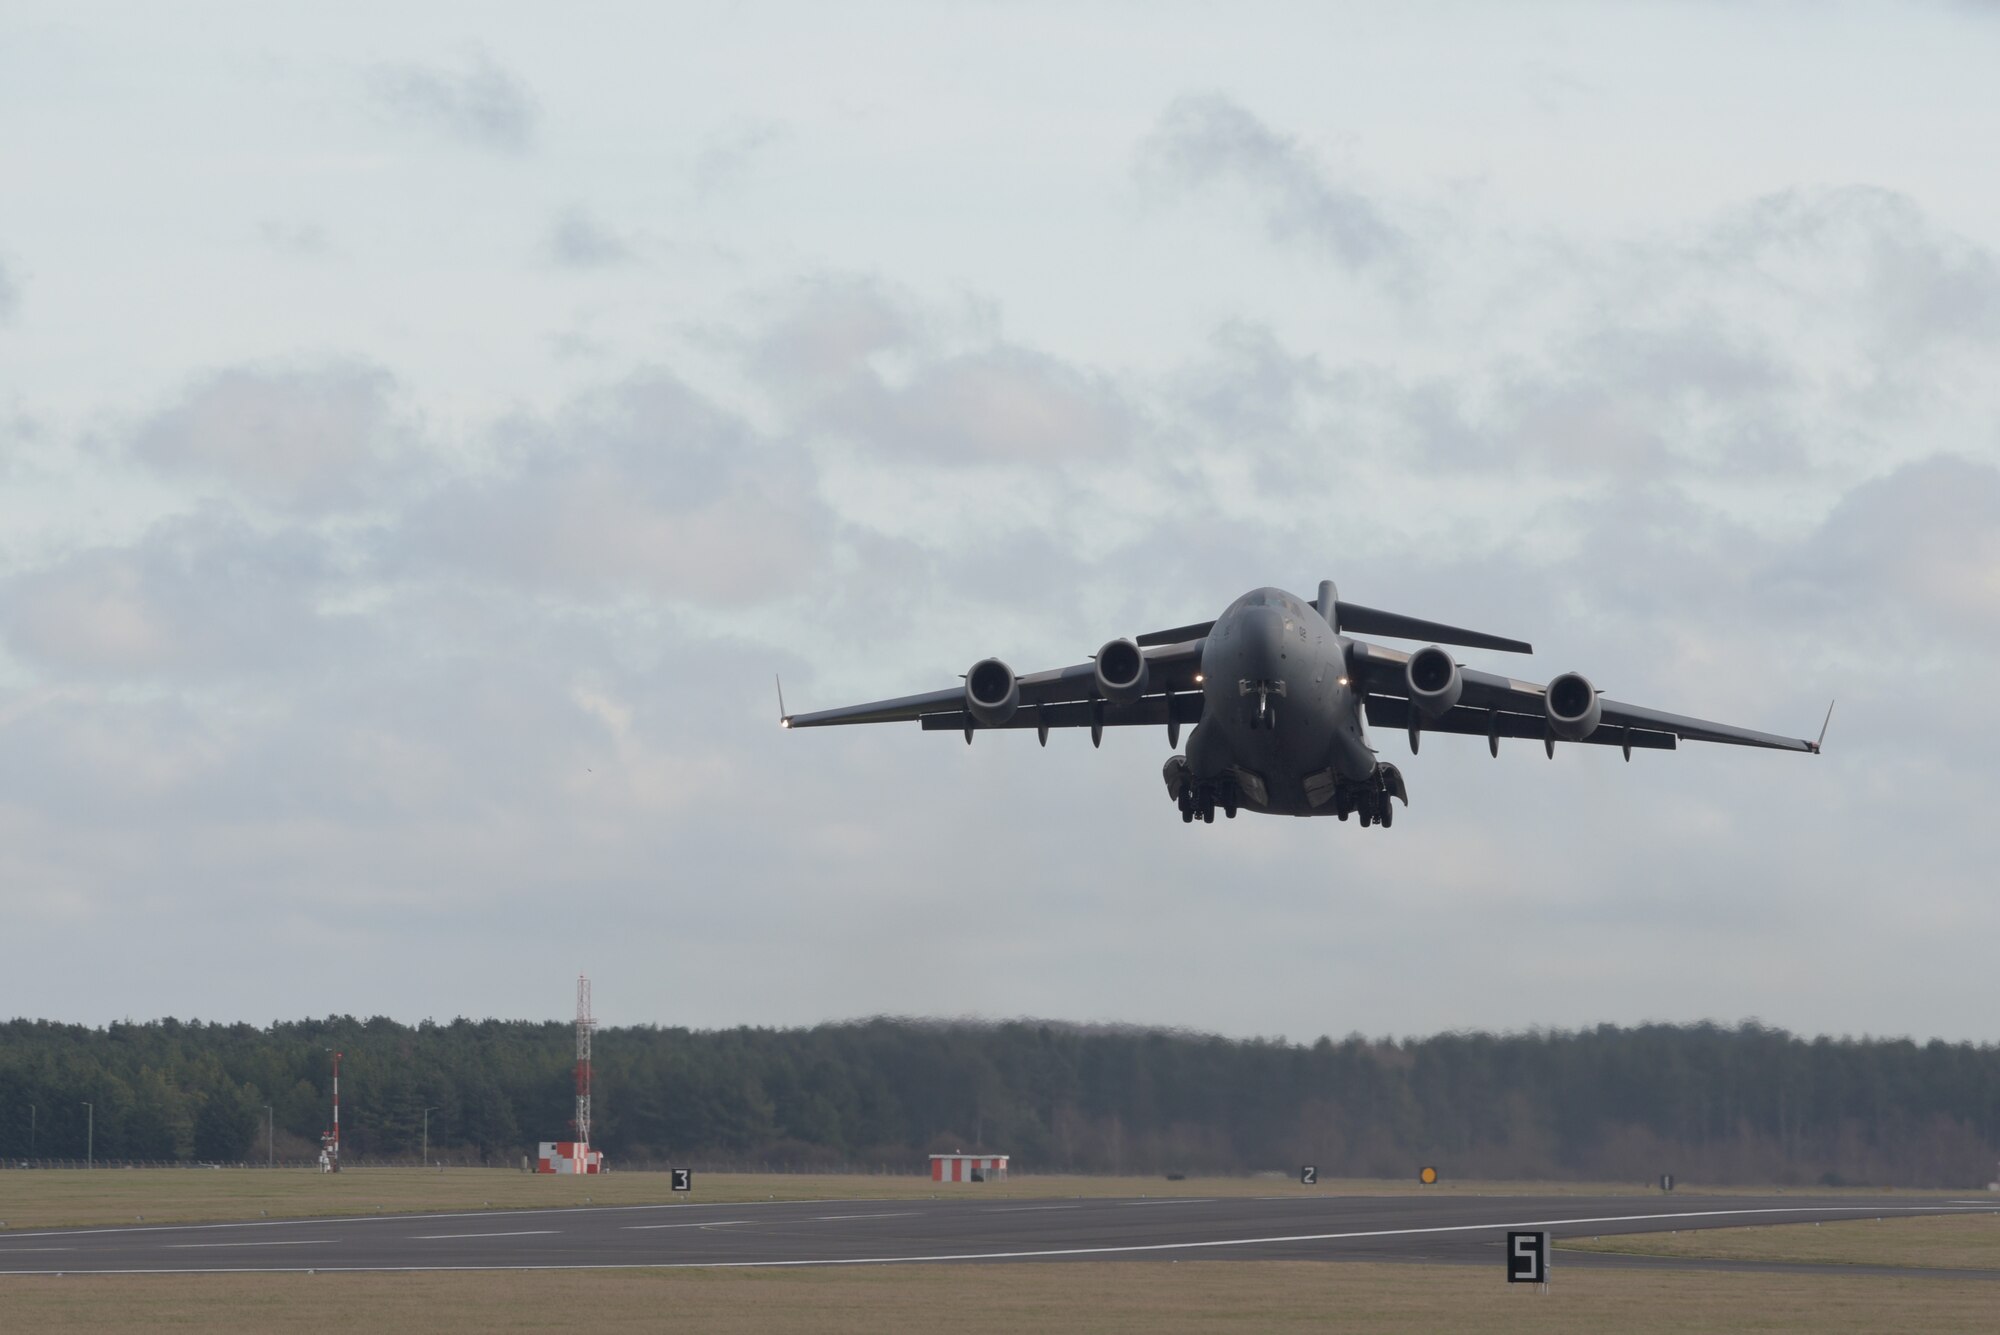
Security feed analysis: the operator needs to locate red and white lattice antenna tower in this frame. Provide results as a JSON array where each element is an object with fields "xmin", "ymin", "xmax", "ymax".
[{"xmin": 573, "ymin": 975, "xmax": 594, "ymax": 1150}]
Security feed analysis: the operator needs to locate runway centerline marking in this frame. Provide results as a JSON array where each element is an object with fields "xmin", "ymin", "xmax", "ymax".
[
  {"xmin": 411, "ymin": 1230, "xmax": 558, "ymax": 1240},
  {"xmin": 989, "ymin": 1205, "xmax": 1080, "ymax": 1213},
  {"xmin": 1121, "ymin": 1199, "xmax": 1205, "ymax": 1207},
  {"xmin": 814, "ymin": 1212, "xmax": 921, "ymax": 1221},
  {"xmin": 625, "ymin": 1221, "xmax": 751, "ymax": 1231},
  {"xmin": 167, "ymin": 1240, "xmax": 336, "ymax": 1249}
]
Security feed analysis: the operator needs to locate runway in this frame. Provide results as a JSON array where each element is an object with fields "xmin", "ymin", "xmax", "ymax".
[{"xmin": 2, "ymin": 1192, "xmax": 1996, "ymax": 1274}]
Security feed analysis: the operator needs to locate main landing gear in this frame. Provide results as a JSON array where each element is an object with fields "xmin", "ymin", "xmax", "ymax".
[
  {"xmin": 1332, "ymin": 763, "xmax": 1407, "ymax": 830},
  {"xmin": 1163, "ymin": 755, "xmax": 1236, "ymax": 824}
]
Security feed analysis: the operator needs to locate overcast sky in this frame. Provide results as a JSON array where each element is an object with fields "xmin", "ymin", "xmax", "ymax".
[{"xmin": 3, "ymin": 3, "xmax": 1997, "ymax": 1042}]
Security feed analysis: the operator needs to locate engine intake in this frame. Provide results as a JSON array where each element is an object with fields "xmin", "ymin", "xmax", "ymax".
[
  {"xmin": 1094, "ymin": 638, "xmax": 1149, "ymax": 705},
  {"xmin": 1404, "ymin": 645, "xmax": 1463, "ymax": 718},
  {"xmin": 1545, "ymin": 671, "xmax": 1601, "ymax": 741},
  {"xmin": 965, "ymin": 658, "xmax": 1019, "ymax": 726}
]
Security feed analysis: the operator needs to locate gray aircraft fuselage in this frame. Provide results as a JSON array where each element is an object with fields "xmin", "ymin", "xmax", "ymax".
[{"xmin": 1184, "ymin": 586, "xmax": 1375, "ymax": 816}]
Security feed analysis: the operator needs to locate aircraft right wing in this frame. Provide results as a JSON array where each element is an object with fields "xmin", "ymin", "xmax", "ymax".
[{"xmin": 1348, "ymin": 641, "xmax": 1824, "ymax": 755}]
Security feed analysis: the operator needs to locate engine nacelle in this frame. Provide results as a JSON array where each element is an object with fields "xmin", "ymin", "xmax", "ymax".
[
  {"xmin": 1545, "ymin": 671, "xmax": 1602, "ymax": 741},
  {"xmin": 1404, "ymin": 645, "xmax": 1463, "ymax": 719},
  {"xmin": 965, "ymin": 658, "xmax": 1019, "ymax": 726},
  {"xmin": 1094, "ymin": 638, "xmax": 1149, "ymax": 705}
]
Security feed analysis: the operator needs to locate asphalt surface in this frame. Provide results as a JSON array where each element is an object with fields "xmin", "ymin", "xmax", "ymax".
[{"xmin": 2, "ymin": 1192, "xmax": 1997, "ymax": 1274}]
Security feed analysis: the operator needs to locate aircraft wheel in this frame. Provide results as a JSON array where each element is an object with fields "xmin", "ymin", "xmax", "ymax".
[
  {"xmin": 1181, "ymin": 805, "xmax": 1194, "ymax": 824},
  {"xmin": 1201, "ymin": 803, "xmax": 1215, "ymax": 823},
  {"xmin": 1359, "ymin": 808, "xmax": 1372, "ymax": 827},
  {"xmin": 1337, "ymin": 809, "xmax": 1349, "ymax": 821},
  {"xmin": 1379, "ymin": 800, "xmax": 1393, "ymax": 829},
  {"xmin": 1224, "ymin": 803, "xmax": 1237, "ymax": 819}
]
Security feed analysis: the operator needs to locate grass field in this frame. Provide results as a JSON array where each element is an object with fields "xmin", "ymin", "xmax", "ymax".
[
  {"xmin": 0, "ymin": 1167, "xmax": 1846, "ymax": 1231},
  {"xmin": 1563, "ymin": 1211, "xmax": 2000, "ymax": 1271},
  {"xmin": 3, "ymin": 1261, "xmax": 1997, "ymax": 1334}
]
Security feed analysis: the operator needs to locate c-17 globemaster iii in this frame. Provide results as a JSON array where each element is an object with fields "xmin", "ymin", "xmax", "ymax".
[{"xmin": 782, "ymin": 580, "xmax": 1829, "ymax": 826}]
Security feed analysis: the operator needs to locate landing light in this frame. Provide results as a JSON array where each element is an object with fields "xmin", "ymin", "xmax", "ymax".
[
  {"xmin": 1337, "ymin": 677, "xmax": 1349, "ymax": 687},
  {"xmin": 1193, "ymin": 673, "xmax": 1205, "ymax": 684},
  {"xmin": 781, "ymin": 718, "xmax": 792, "ymax": 729}
]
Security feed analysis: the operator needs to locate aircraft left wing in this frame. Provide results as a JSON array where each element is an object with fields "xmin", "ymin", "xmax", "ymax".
[
  {"xmin": 1349, "ymin": 641, "xmax": 1823, "ymax": 755},
  {"xmin": 784, "ymin": 639, "xmax": 1208, "ymax": 739}
]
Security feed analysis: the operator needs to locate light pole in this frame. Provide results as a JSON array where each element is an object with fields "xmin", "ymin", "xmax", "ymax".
[
  {"xmin": 264, "ymin": 1106, "xmax": 273, "ymax": 1169},
  {"xmin": 82, "ymin": 1101, "xmax": 93, "ymax": 1169},
  {"xmin": 422, "ymin": 1107, "xmax": 438, "ymax": 1167}
]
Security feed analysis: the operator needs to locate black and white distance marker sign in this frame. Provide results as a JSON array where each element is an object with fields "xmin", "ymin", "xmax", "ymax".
[
  {"xmin": 1300, "ymin": 1164, "xmax": 1317, "ymax": 1185},
  {"xmin": 1660, "ymin": 1173, "xmax": 1675, "ymax": 1192},
  {"xmin": 1506, "ymin": 1230, "xmax": 1550, "ymax": 1285},
  {"xmin": 671, "ymin": 1168, "xmax": 692, "ymax": 1192}
]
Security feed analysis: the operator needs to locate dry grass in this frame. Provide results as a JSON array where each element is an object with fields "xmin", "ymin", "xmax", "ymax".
[
  {"xmin": 0, "ymin": 1168, "xmax": 1804, "ymax": 1231},
  {"xmin": 2, "ymin": 1261, "xmax": 1996, "ymax": 1334},
  {"xmin": 1563, "ymin": 1212, "xmax": 2000, "ymax": 1271}
]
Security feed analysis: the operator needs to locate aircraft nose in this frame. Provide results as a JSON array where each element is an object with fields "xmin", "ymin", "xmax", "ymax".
[{"xmin": 1238, "ymin": 605, "xmax": 1287, "ymax": 676}]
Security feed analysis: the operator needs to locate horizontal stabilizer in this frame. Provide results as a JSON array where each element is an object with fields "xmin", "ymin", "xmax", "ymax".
[{"xmin": 1319, "ymin": 600, "xmax": 1532, "ymax": 655}]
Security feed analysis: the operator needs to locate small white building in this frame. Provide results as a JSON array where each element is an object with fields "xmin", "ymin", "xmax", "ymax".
[{"xmin": 930, "ymin": 1152, "xmax": 1008, "ymax": 1183}]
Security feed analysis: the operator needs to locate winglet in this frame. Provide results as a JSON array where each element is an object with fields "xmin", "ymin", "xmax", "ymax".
[
  {"xmin": 1809, "ymin": 699, "xmax": 1835, "ymax": 754},
  {"xmin": 776, "ymin": 674, "xmax": 791, "ymax": 729}
]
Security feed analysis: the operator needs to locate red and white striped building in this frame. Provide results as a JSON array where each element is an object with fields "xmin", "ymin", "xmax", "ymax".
[
  {"xmin": 930, "ymin": 1153, "xmax": 1008, "ymax": 1183},
  {"xmin": 536, "ymin": 1141, "xmax": 604, "ymax": 1174}
]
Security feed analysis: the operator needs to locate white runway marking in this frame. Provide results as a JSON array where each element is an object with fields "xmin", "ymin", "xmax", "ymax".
[
  {"xmin": 167, "ymin": 1240, "xmax": 336, "ymax": 1249},
  {"xmin": 1120, "ymin": 1199, "xmax": 1204, "ymax": 1207},
  {"xmin": 814, "ymin": 1212, "xmax": 921, "ymax": 1221},
  {"xmin": 0, "ymin": 1247, "xmax": 76, "ymax": 1252},
  {"xmin": 411, "ymin": 1230, "xmax": 558, "ymax": 1240},
  {"xmin": 989, "ymin": 1205, "xmax": 1080, "ymax": 1213},
  {"xmin": 625, "ymin": 1221, "xmax": 751, "ymax": 1231}
]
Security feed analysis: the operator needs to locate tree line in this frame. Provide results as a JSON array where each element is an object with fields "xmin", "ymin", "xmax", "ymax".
[{"xmin": 1, "ymin": 1016, "xmax": 1996, "ymax": 1187}]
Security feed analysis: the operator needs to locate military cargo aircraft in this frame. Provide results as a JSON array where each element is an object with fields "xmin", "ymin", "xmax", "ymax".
[{"xmin": 781, "ymin": 580, "xmax": 1828, "ymax": 826}]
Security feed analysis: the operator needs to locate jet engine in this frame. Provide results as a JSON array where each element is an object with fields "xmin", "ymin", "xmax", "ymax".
[
  {"xmin": 1545, "ymin": 671, "xmax": 1602, "ymax": 741},
  {"xmin": 965, "ymin": 658, "xmax": 1019, "ymax": 726},
  {"xmin": 1094, "ymin": 638, "xmax": 1149, "ymax": 704},
  {"xmin": 1404, "ymin": 645, "xmax": 1463, "ymax": 718}
]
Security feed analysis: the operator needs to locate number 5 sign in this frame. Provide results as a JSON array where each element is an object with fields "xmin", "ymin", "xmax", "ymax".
[{"xmin": 1506, "ymin": 1230, "xmax": 1549, "ymax": 1285}]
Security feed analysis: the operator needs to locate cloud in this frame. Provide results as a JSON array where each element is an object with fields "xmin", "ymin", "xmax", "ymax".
[
  {"xmin": 0, "ymin": 510, "xmax": 343, "ymax": 679},
  {"xmin": 130, "ymin": 361, "xmax": 415, "ymax": 513},
  {"xmin": 369, "ymin": 53, "xmax": 538, "ymax": 154},
  {"xmin": 1136, "ymin": 93, "xmax": 1399, "ymax": 268},
  {"xmin": 749, "ymin": 276, "xmax": 1133, "ymax": 465},
  {"xmin": 693, "ymin": 121, "xmax": 785, "ymax": 195},
  {"xmin": 0, "ymin": 256, "xmax": 17, "ymax": 322},
  {"xmin": 257, "ymin": 220, "xmax": 333, "ymax": 260},
  {"xmin": 406, "ymin": 370, "xmax": 828, "ymax": 605},
  {"xmin": 544, "ymin": 208, "xmax": 635, "ymax": 268}
]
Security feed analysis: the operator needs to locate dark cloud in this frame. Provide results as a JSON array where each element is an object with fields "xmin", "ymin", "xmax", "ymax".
[
  {"xmin": 369, "ymin": 53, "xmax": 538, "ymax": 154},
  {"xmin": 1136, "ymin": 93, "xmax": 1399, "ymax": 268},
  {"xmin": 130, "ymin": 361, "xmax": 415, "ymax": 513},
  {"xmin": 544, "ymin": 208, "xmax": 636, "ymax": 268}
]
